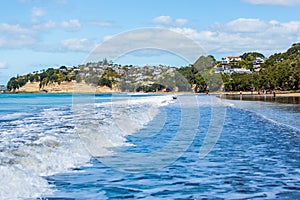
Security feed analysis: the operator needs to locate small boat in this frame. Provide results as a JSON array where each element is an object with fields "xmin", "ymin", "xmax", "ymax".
[{"xmin": 172, "ymin": 96, "xmax": 177, "ymax": 100}]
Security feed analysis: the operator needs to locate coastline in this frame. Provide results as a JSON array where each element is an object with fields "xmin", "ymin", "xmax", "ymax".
[
  {"xmin": 219, "ymin": 93, "xmax": 300, "ymax": 104},
  {"xmin": 3, "ymin": 81, "xmax": 300, "ymax": 99},
  {"xmin": 6, "ymin": 81, "xmax": 120, "ymax": 94}
]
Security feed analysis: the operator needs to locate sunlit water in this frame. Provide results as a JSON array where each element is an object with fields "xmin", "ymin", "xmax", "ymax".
[{"xmin": 0, "ymin": 93, "xmax": 299, "ymax": 199}]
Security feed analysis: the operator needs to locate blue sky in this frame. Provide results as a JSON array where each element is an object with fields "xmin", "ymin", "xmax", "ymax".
[{"xmin": 0, "ymin": 0, "xmax": 300, "ymax": 84}]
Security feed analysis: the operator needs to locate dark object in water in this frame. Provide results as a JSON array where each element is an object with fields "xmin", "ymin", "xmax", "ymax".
[{"xmin": 172, "ymin": 96, "xmax": 177, "ymax": 100}]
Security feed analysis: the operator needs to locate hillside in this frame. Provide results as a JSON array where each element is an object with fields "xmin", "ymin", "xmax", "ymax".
[
  {"xmin": 6, "ymin": 44, "xmax": 300, "ymax": 93},
  {"xmin": 179, "ymin": 44, "xmax": 300, "ymax": 92}
]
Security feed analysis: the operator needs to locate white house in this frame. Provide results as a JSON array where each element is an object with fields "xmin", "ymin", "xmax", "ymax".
[{"xmin": 221, "ymin": 56, "xmax": 242, "ymax": 65}]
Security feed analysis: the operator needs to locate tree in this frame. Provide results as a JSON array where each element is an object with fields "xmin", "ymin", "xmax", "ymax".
[
  {"xmin": 241, "ymin": 52, "xmax": 265, "ymax": 61},
  {"xmin": 99, "ymin": 77, "xmax": 112, "ymax": 88},
  {"xmin": 238, "ymin": 60, "xmax": 253, "ymax": 69},
  {"xmin": 7, "ymin": 77, "xmax": 19, "ymax": 91}
]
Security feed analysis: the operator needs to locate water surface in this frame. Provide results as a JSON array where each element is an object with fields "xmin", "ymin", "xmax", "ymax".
[{"xmin": 0, "ymin": 93, "xmax": 299, "ymax": 199}]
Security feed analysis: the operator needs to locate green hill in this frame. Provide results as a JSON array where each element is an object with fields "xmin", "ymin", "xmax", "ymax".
[{"xmin": 6, "ymin": 44, "xmax": 300, "ymax": 93}]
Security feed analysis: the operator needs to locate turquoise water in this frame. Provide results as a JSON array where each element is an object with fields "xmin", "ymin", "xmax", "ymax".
[{"xmin": 0, "ymin": 93, "xmax": 299, "ymax": 199}]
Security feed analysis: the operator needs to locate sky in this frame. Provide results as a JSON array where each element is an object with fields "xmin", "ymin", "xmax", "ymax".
[{"xmin": 0, "ymin": 0, "xmax": 300, "ymax": 84}]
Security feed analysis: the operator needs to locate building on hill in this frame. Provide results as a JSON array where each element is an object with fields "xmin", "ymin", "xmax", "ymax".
[
  {"xmin": 221, "ymin": 56, "xmax": 242, "ymax": 65},
  {"xmin": 214, "ymin": 65, "xmax": 252, "ymax": 74}
]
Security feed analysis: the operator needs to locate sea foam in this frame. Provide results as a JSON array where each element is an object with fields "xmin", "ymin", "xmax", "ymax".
[{"xmin": 0, "ymin": 95, "xmax": 172, "ymax": 199}]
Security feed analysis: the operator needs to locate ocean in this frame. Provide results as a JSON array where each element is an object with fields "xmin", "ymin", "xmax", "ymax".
[{"xmin": 0, "ymin": 93, "xmax": 299, "ymax": 199}]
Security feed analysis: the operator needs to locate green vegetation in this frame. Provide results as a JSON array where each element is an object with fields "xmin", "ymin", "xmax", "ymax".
[
  {"xmin": 224, "ymin": 43, "xmax": 300, "ymax": 91},
  {"xmin": 6, "ymin": 44, "xmax": 300, "ymax": 93},
  {"xmin": 176, "ymin": 44, "xmax": 300, "ymax": 92}
]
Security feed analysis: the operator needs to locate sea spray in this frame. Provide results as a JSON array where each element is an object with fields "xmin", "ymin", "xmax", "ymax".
[
  {"xmin": 73, "ymin": 95, "xmax": 173, "ymax": 157},
  {"xmin": 0, "ymin": 94, "xmax": 173, "ymax": 199}
]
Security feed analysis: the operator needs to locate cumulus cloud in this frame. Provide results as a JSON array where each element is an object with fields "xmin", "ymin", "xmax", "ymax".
[
  {"xmin": 89, "ymin": 28, "xmax": 204, "ymax": 63},
  {"xmin": 61, "ymin": 38, "xmax": 96, "ymax": 51},
  {"xmin": 0, "ymin": 23, "xmax": 35, "ymax": 48},
  {"xmin": 152, "ymin": 16, "xmax": 172, "ymax": 24},
  {"xmin": 175, "ymin": 19, "xmax": 188, "ymax": 26},
  {"xmin": 61, "ymin": 19, "xmax": 81, "ymax": 31},
  {"xmin": 243, "ymin": 0, "xmax": 300, "ymax": 6},
  {"xmin": 0, "ymin": 20, "xmax": 56, "ymax": 49},
  {"xmin": 226, "ymin": 18, "xmax": 268, "ymax": 32},
  {"xmin": 170, "ymin": 18, "xmax": 300, "ymax": 56},
  {"xmin": 152, "ymin": 16, "xmax": 188, "ymax": 26},
  {"xmin": 98, "ymin": 18, "xmax": 300, "ymax": 63}
]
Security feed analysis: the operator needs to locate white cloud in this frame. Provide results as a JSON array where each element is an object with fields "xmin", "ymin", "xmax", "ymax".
[
  {"xmin": 43, "ymin": 20, "xmax": 56, "ymax": 28},
  {"xmin": 89, "ymin": 28, "xmax": 204, "ymax": 63},
  {"xmin": 61, "ymin": 38, "xmax": 96, "ymax": 51},
  {"xmin": 0, "ymin": 23, "xmax": 35, "ymax": 48},
  {"xmin": 0, "ymin": 23, "xmax": 31, "ymax": 34},
  {"xmin": 0, "ymin": 62, "xmax": 8, "ymax": 69},
  {"xmin": 152, "ymin": 16, "xmax": 172, "ymax": 24},
  {"xmin": 175, "ymin": 19, "xmax": 188, "ymax": 26},
  {"xmin": 170, "ymin": 18, "xmax": 300, "ymax": 56},
  {"xmin": 89, "ymin": 20, "xmax": 113, "ymax": 27},
  {"xmin": 152, "ymin": 16, "xmax": 187, "ymax": 26},
  {"xmin": 226, "ymin": 18, "xmax": 268, "ymax": 32},
  {"xmin": 31, "ymin": 7, "xmax": 44, "ymax": 17},
  {"xmin": 33, "ymin": 20, "xmax": 56, "ymax": 29},
  {"xmin": 61, "ymin": 19, "xmax": 81, "ymax": 31},
  {"xmin": 31, "ymin": 7, "xmax": 45, "ymax": 23},
  {"xmin": 243, "ymin": 0, "xmax": 300, "ymax": 6},
  {"xmin": 0, "ymin": 35, "xmax": 36, "ymax": 48}
]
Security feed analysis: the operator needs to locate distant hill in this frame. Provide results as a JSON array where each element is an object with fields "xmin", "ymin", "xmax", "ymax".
[
  {"xmin": 6, "ymin": 44, "xmax": 300, "ymax": 93},
  {"xmin": 6, "ymin": 62, "xmax": 190, "ymax": 93}
]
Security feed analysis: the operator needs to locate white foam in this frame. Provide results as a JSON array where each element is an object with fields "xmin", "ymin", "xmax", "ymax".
[
  {"xmin": 0, "ymin": 112, "xmax": 30, "ymax": 121},
  {"xmin": 0, "ymin": 106, "xmax": 91, "ymax": 200},
  {"xmin": 73, "ymin": 95, "xmax": 173, "ymax": 157},
  {"xmin": 0, "ymin": 95, "xmax": 173, "ymax": 199}
]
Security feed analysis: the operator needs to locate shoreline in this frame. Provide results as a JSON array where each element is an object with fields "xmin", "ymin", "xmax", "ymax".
[
  {"xmin": 3, "ymin": 91, "xmax": 300, "ymax": 98},
  {"xmin": 219, "ymin": 93, "xmax": 300, "ymax": 104},
  {"xmin": 2, "ymin": 88, "xmax": 300, "ymax": 97},
  {"xmin": 2, "ymin": 90, "xmax": 300, "ymax": 104},
  {"xmin": 2, "ymin": 81, "xmax": 300, "ymax": 98}
]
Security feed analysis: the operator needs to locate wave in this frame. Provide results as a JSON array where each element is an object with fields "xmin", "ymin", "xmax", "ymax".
[
  {"xmin": 0, "ymin": 112, "xmax": 31, "ymax": 121},
  {"xmin": 0, "ymin": 106, "xmax": 91, "ymax": 199},
  {"xmin": 73, "ymin": 95, "xmax": 173, "ymax": 157},
  {"xmin": 0, "ymin": 95, "xmax": 172, "ymax": 199}
]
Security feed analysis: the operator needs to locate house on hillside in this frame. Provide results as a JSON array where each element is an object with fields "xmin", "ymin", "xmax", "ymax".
[
  {"xmin": 214, "ymin": 64, "xmax": 252, "ymax": 74},
  {"xmin": 221, "ymin": 56, "xmax": 242, "ymax": 65}
]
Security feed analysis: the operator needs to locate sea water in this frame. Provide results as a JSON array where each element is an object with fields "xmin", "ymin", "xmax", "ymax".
[{"xmin": 0, "ymin": 93, "xmax": 299, "ymax": 199}]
